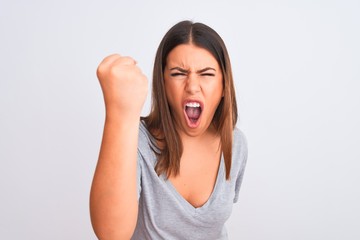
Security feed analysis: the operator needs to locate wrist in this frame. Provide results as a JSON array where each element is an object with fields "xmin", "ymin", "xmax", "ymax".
[{"xmin": 105, "ymin": 109, "xmax": 140, "ymax": 125}]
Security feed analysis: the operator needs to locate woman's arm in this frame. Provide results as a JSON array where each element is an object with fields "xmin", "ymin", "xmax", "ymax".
[{"xmin": 90, "ymin": 54, "xmax": 148, "ymax": 239}]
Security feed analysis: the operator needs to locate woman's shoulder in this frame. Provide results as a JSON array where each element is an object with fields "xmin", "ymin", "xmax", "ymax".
[
  {"xmin": 232, "ymin": 127, "xmax": 248, "ymax": 169},
  {"xmin": 233, "ymin": 127, "xmax": 247, "ymax": 149},
  {"xmin": 138, "ymin": 120, "xmax": 152, "ymax": 147},
  {"xmin": 139, "ymin": 120, "xmax": 149, "ymax": 138},
  {"xmin": 138, "ymin": 120, "xmax": 160, "ymax": 157}
]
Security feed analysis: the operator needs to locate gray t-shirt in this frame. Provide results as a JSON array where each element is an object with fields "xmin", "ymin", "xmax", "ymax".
[{"xmin": 131, "ymin": 122, "xmax": 247, "ymax": 240}]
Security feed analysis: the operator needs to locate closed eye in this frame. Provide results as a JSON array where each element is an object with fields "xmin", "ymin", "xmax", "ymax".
[
  {"xmin": 201, "ymin": 73, "xmax": 215, "ymax": 76},
  {"xmin": 170, "ymin": 73, "xmax": 186, "ymax": 77}
]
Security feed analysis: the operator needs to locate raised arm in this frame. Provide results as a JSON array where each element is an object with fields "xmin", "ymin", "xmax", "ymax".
[{"xmin": 90, "ymin": 54, "xmax": 148, "ymax": 239}]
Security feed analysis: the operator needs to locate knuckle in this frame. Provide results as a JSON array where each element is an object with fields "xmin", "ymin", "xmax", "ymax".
[
  {"xmin": 109, "ymin": 65, "xmax": 119, "ymax": 77},
  {"xmin": 96, "ymin": 64, "xmax": 105, "ymax": 78}
]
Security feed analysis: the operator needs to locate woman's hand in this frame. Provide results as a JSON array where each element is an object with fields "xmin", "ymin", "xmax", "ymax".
[{"xmin": 97, "ymin": 54, "xmax": 148, "ymax": 118}]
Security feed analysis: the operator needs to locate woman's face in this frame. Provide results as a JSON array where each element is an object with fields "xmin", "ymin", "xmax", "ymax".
[{"xmin": 164, "ymin": 43, "xmax": 223, "ymax": 137}]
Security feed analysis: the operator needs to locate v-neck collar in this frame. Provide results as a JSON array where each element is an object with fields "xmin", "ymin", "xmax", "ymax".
[{"xmin": 161, "ymin": 155, "xmax": 224, "ymax": 215}]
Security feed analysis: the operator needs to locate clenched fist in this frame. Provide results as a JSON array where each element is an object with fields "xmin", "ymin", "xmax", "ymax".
[{"xmin": 96, "ymin": 54, "xmax": 148, "ymax": 118}]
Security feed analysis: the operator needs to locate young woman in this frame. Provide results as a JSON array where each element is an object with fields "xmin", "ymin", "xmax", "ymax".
[{"xmin": 90, "ymin": 20, "xmax": 248, "ymax": 240}]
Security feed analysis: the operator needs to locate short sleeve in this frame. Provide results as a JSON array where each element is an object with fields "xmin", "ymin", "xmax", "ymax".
[{"xmin": 233, "ymin": 131, "xmax": 248, "ymax": 203}]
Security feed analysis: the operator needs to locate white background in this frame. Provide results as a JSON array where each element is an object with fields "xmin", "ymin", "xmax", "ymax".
[{"xmin": 1, "ymin": 0, "xmax": 359, "ymax": 239}]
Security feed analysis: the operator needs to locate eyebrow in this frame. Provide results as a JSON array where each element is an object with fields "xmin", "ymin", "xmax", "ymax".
[
  {"xmin": 169, "ymin": 67, "xmax": 216, "ymax": 73},
  {"xmin": 169, "ymin": 67, "xmax": 189, "ymax": 73}
]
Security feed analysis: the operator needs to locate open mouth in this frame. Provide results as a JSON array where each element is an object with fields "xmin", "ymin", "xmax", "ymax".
[{"xmin": 184, "ymin": 102, "xmax": 202, "ymax": 127}]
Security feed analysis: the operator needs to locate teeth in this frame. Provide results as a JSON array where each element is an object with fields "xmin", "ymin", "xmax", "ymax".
[{"xmin": 186, "ymin": 102, "xmax": 200, "ymax": 108}]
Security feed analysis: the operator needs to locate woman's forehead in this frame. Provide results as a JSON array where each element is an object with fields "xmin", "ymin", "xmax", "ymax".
[{"xmin": 166, "ymin": 44, "xmax": 220, "ymax": 70}]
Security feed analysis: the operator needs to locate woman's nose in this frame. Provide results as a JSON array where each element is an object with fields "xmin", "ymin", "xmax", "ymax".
[{"xmin": 185, "ymin": 74, "xmax": 201, "ymax": 94}]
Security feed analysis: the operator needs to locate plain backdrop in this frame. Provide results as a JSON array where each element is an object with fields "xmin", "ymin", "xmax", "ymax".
[{"xmin": 1, "ymin": 0, "xmax": 359, "ymax": 239}]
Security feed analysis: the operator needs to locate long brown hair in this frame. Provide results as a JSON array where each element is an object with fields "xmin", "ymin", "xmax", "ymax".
[{"xmin": 142, "ymin": 20, "xmax": 238, "ymax": 180}]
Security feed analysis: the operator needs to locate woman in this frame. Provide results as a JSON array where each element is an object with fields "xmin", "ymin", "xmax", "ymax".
[{"xmin": 90, "ymin": 20, "xmax": 247, "ymax": 239}]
